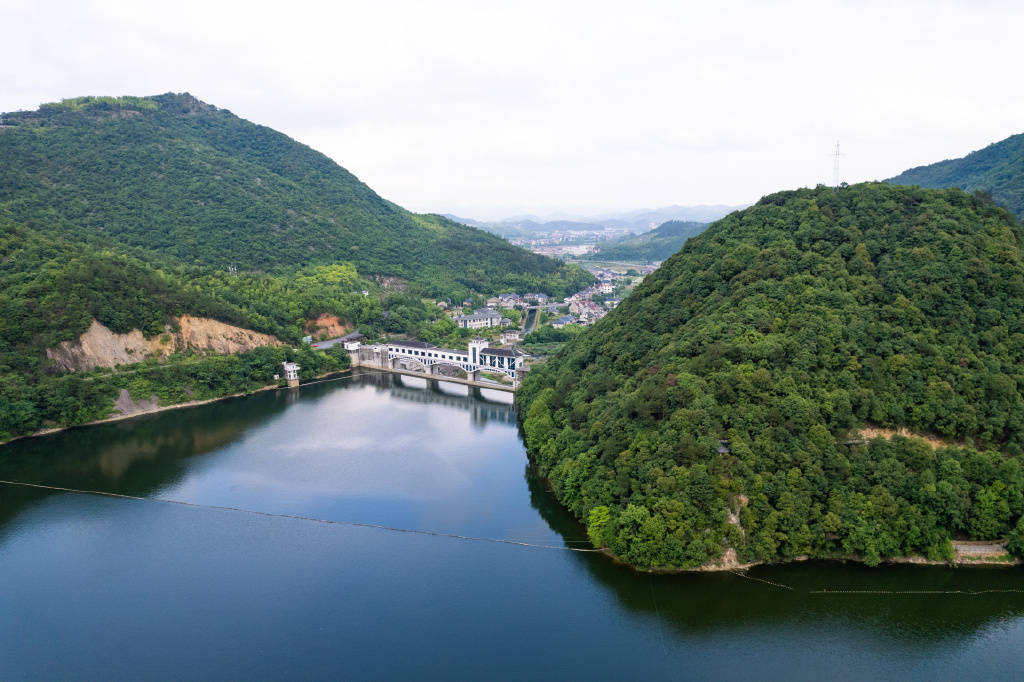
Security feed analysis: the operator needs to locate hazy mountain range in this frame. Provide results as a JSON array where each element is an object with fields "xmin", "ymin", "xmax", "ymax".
[{"xmin": 445, "ymin": 204, "xmax": 747, "ymax": 238}]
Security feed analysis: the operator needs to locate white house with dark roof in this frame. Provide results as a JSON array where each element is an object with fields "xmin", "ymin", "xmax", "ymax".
[
  {"xmin": 500, "ymin": 330, "xmax": 523, "ymax": 345},
  {"xmin": 455, "ymin": 308, "xmax": 505, "ymax": 329},
  {"xmin": 552, "ymin": 315, "xmax": 577, "ymax": 329}
]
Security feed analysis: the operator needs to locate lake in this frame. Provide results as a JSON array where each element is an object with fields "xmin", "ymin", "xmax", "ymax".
[{"xmin": 2, "ymin": 370, "xmax": 1024, "ymax": 679}]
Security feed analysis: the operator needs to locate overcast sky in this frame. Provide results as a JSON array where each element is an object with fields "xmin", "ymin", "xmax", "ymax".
[{"xmin": 2, "ymin": 0, "xmax": 1020, "ymax": 220}]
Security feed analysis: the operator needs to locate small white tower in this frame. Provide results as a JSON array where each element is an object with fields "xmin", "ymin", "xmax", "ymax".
[
  {"xmin": 282, "ymin": 361, "xmax": 300, "ymax": 388},
  {"xmin": 468, "ymin": 338, "xmax": 489, "ymax": 366}
]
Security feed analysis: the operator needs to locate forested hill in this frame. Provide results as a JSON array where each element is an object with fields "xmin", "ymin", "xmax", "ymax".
[
  {"xmin": 0, "ymin": 93, "xmax": 591, "ymax": 442},
  {"xmin": 593, "ymin": 220, "xmax": 708, "ymax": 263},
  {"xmin": 518, "ymin": 183, "xmax": 1024, "ymax": 570},
  {"xmin": 0, "ymin": 94, "xmax": 591, "ymax": 298},
  {"xmin": 887, "ymin": 133, "xmax": 1024, "ymax": 218}
]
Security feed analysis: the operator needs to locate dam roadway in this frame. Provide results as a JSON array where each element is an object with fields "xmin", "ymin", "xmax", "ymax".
[{"xmin": 348, "ymin": 339, "xmax": 522, "ymax": 393}]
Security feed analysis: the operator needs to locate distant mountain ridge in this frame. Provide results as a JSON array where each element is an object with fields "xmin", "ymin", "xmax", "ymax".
[
  {"xmin": 446, "ymin": 203, "xmax": 746, "ymax": 238},
  {"xmin": 587, "ymin": 204, "xmax": 746, "ymax": 228},
  {"xmin": 592, "ymin": 220, "xmax": 709, "ymax": 263},
  {"xmin": 886, "ymin": 133, "xmax": 1024, "ymax": 217}
]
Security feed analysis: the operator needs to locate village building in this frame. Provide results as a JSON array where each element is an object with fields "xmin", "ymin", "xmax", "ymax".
[
  {"xmin": 455, "ymin": 308, "xmax": 505, "ymax": 329},
  {"xmin": 486, "ymin": 293, "xmax": 523, "ymax": 309},
  {"xmin": 500, "ymin": 330, "xmax": 523, "ymax": 345},
  {"xmin": 281, "ymin": 361, "xmax": 300, "ymax": 388},
  {"xmin": 553, "ymin": 315, "xmax": 578, "ymax": 329},
  {"xmin": 578, "ymin": 306, "xmax": 606, "ymax": 324}
]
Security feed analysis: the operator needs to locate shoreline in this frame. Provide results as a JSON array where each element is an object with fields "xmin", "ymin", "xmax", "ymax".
[
  {"xmin": 1, "ymin": 368, "xmax": 357, "ymax": 446},
  {"xmin": 10, "ymin": 373, "xmax": 1020, "ymax": 573},
  {"xmin": 524, "ymin": 463, "xmax": 1021, "ymax": 574},
  {"xmin": 594, "ymin": 546, "xmax": 1021, "ymax": 575}
]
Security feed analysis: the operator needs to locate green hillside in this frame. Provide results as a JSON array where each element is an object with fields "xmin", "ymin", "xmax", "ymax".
[
  {"xmin": 592, "ymin": 220, "xmax": 708, "ymax": 262},
  {"xmin": 0, "ymin": 94, "xmax": 591, "ymax": 299},
  {"xmin": 0, "ymin": 205, "xmax": 452, "ymax": 439},
  {"xmin": 0, "ymin": 93, "xmax": 593, "ymax": 441},
  {"xmin": 518, "ymin": 183, "xmax": 1024, "ymax": 569},
  {"xmin": 887, "ymin": 133, "xmax": 1024, "ymax": 217}
]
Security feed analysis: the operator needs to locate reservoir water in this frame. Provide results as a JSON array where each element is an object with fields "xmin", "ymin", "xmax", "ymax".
[{"xmin": 2, "ymin": 370, "xmax": 1024, "ymax": 679}]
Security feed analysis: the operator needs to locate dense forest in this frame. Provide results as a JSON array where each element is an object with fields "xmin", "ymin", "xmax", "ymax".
[
  {"xmin": 592, "ymin": 220, "xmax": 709, "ymax": 263},
  {"xmin": 0, "ymin": 94, "xmax": 593, "ymax": 441},
  {"xmin": 0, "ymin": 94, "xmax": 592, "ymax": 301},
  {"xmin": 887, "ymin": 133, "xmax": 1024, "ymax": 218},
  {"xmin": 0, "ymin": 206, "xmax": 466, "ymax": 440},
  {"xmin": 518, "ymin": 183, "xmax": 1024, "ymax": 569}
]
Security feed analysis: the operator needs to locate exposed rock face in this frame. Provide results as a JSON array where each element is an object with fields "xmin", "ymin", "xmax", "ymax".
[
  {"xmin": 306, "ymin": 313, "xmax": 349, "ymax": 339},
  {"xmin": 113, "ymin": 388, "xmax": 160, "ymax": 416},
  {"xmin": 46, "ymin": 316, "xmax": 281, "ymax": 371},
  {"xmin": 46, "ymin": 321, "xmax": 163, "ymax": 371},
  {"xmin": 176, "ymin": 315, "xmax": 279, "ymax": 356}
]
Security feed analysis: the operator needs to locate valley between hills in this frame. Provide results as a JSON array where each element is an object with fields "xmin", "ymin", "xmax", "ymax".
[{"xmin": 3, "ymin": 94, "xmax": 1024, "ymax": 572}]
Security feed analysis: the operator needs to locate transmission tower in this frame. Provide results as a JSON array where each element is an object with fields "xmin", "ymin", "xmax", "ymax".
[{"xmin": 831, "ymin": 140, "xmax": 843, "ymax": 187}]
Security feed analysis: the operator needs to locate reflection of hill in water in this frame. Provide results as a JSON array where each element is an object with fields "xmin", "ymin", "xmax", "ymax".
[
  {"xmin": 523, "ymin": 463, "xmax": 1024, "ymax": 646},
  {"xmin": 0, "ymin": 373, "xmax": 516, "ymax": 535},
  {"xmin": 0, "ymin": 391, "xmax": 295, "ymax": 532}
]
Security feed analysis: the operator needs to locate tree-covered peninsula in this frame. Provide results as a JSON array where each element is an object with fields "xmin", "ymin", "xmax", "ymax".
[{"xmin": 518, "ymin": 182, "xmax": 1024, "ymax": 569}]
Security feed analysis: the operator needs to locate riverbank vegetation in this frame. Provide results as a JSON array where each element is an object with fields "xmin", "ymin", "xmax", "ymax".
[
  {"xmin": 519, "ymin": 183, "xmax": 1024, "ymax": 569},
  {"xmin": 0, "ymin": 343, "xmax": 349, "ymax": 441}
]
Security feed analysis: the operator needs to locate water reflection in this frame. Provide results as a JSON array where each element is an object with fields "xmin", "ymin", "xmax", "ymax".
[
  {"xmin": 364, "ymin": 370, "xmax": 516, "ymax": 427},
  {"xmin": 0, "ymin": 391, "xmax": 293, "ymax": 533},
  {"xmin": 523, "ymin": 461, "xmax": 1024, "ymax": 651},
  {"xmin": 0, "ymin": 371, "xmax": 517, "ymax": 532},
  {"xmin": 2, "ymin": 373, "xmax": 1024, "ymax": 678}
]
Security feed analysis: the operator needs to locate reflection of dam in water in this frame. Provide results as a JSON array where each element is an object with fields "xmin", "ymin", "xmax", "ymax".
[{"xmin": 356, "ymin": 369, "xmax": 516, "ymax": 427}]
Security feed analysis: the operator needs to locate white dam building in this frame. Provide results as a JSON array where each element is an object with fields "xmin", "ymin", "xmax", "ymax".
[{"xmin": 386, "ymin": 338, "xmax": 525, "ymax": 380}]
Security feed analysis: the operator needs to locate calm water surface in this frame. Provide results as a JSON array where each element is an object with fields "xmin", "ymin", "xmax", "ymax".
[{"xmin": 2, "ymin": 370, "xmax": 1024, "ymax": 680}]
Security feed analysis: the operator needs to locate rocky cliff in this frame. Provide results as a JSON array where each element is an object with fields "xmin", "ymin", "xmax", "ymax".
[{"xmin": 46, "ymin": 316, "xmax": 281, "ymax": 371}]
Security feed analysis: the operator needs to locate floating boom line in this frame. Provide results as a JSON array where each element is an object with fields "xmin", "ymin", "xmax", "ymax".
[{"xmin": 0, "ymin": 479, "xmax": 600, "ymax": 553}]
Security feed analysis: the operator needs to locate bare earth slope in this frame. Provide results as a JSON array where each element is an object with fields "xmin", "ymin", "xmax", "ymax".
[{"xmin": 47, "ymin": 316, "xmax": 281, "ymax": 371}]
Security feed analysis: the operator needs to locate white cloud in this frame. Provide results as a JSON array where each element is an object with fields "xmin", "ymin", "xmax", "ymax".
[{"xmin": 1, "ymin": 0, "xmax": 1020, "ymax": 218}]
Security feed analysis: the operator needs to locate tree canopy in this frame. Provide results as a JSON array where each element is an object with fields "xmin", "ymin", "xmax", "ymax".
[
  {"xmin": 593, "ymin": 220, "xmax": 709, "ymax": 263},
  {"xmin": 0, "ymin": 93, "xmax": 592, "ymax": 300},
  {"xmin": 0, "ymin": 93, "xmax": 594, "ymax": 441},
  {"xmin": 518, "ymin": 182, "xmax": 1024, "ymax": 569},
  {"xmin": 887, "ymin": 132, "xmax": 1024, "ymax": 218}
]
